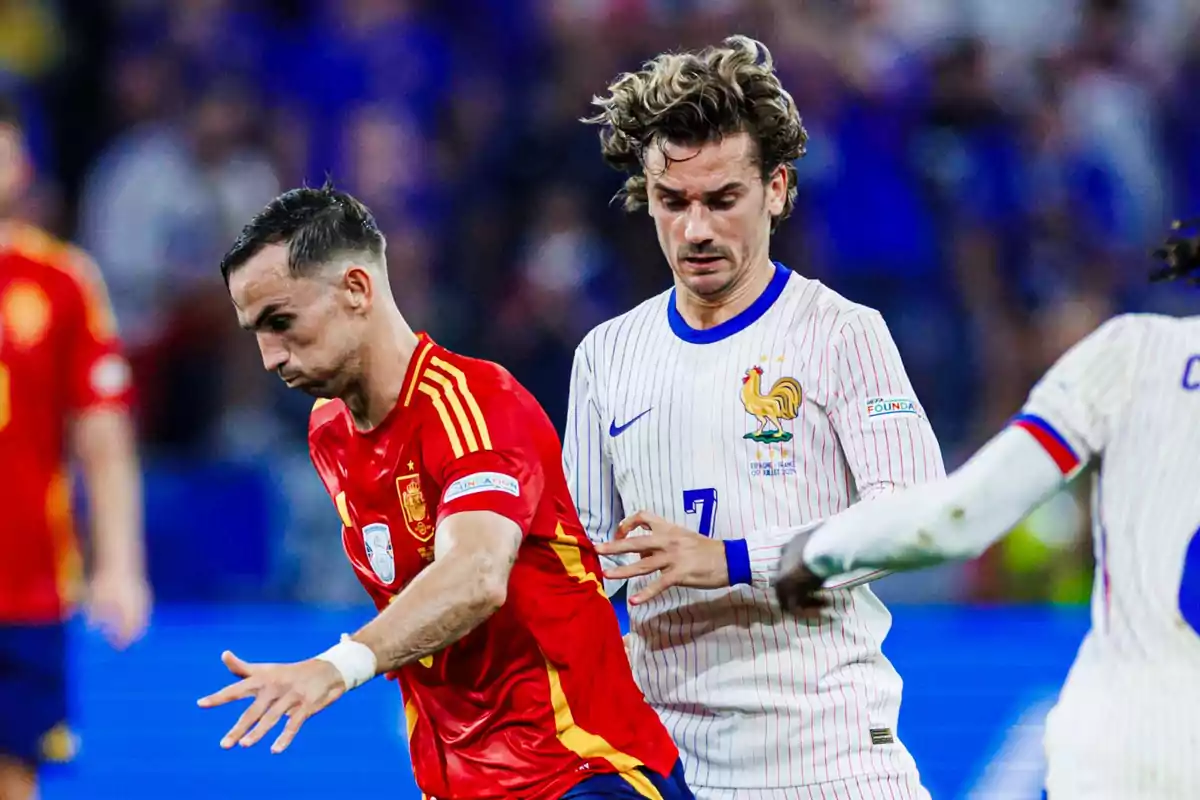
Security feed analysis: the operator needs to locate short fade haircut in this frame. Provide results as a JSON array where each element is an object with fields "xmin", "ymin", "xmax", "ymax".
[
  {"xmin": 220, "ymin": 181, "xmax": 385, "ymax": 286},
  {"xmin": 583, "ymin": 35, "xmax": 808, "ymax": 230}
]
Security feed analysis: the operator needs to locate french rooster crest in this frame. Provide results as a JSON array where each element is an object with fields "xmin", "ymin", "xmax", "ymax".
[{"xmin": 740, "ymin": 366, "xmax": 803, "ymax": 443}]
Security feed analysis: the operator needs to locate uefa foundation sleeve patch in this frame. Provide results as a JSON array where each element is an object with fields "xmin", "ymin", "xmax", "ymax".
[
  {"xmin": 864, "ymin": 397, "xmax": 920, "ymax": 421},
  {"xmin": 444, "ymin": 472, "xmax": 520, "ymax": 502}
]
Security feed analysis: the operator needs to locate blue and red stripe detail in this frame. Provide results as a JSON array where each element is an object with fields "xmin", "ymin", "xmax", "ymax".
[{"xmin": 1010, "ymin": 413, "xmax": 1083, "ymax": 477}]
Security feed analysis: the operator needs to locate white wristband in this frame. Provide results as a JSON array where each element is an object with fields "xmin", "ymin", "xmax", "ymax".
[{"xmin": 314, "ymin": 635, "xmax": 378, "ymax": 691}]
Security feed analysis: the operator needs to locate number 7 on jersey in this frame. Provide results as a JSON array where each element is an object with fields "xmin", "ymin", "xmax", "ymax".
[{"xmin": 683, "ymin": 488, "xmax": 718, "ymax": 537}]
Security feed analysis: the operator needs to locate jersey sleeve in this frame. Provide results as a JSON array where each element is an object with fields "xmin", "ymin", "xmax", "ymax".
[
  {"xmin": 419, "ymin": 361, "xmax": 545, "ymax": 535},
  {"xmin": 1011, "ymin": 314, "xmax": 1139, "ymax": 476},
  {"xmin": 826, "ymin": 309, "xmax": 946, "ymax": 500},
  {"xmin": 801, "ymin": 425, "xmax": 1065, "ymax": 579},
  {"xmin": 61, "ymin": 248, "xmax": 133, "ymax": 413},
  {"xmin": 562, "ymin": 342, "xmax": 628, "ymax": 595}
]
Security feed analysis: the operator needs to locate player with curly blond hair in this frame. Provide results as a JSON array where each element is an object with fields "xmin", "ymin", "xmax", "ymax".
[{"xmin": 565, "ymin": 37, "xmax": 942, "ymax": 800}]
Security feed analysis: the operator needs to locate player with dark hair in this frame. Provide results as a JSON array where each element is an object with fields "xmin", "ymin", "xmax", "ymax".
[
  {"xmin": 775, "ymin": 221, "xmax": 1200, "ymax": 798},
  {"xmin": 0, "ymin": 95, "xmax": 150, "ymax": 800},
  {"xmin": 199, "ymin": 184, "xmax": 691, "ymax": 800}
]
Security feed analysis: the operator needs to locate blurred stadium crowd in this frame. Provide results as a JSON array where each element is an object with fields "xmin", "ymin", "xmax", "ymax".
[{"xmin": 4, "ymin": 0, "xmax": 1199, "ymax": 604}]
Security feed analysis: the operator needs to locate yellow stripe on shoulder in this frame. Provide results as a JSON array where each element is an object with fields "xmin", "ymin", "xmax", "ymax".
[
  {"xmin": 417, "ymin": 381, "xmax": 465, "ymax": 459},
  {"xmin": 402, "ymin": 340, "xmax": 434, "ymax": 408},
  {"xmin": 421, "ymin": 368, "xmax": 480, "ymax": 453},
  {"xmin": 429, "ymin": 356, "xmax": 492, "ymax": 449}
]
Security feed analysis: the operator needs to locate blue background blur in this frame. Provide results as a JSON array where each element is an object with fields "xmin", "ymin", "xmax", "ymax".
[{"xmin": 6, "ymin": 0, "xmax": 1200, "ymax": 797}]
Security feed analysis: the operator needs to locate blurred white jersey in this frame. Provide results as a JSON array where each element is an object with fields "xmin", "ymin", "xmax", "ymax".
[
  {"xmin": 1017, "ymin": 314, "xmax": 1200, "ymax": 798},
  {"xmin": 563, "ymin": 264, "xmax": 945, "ymax": 792}
]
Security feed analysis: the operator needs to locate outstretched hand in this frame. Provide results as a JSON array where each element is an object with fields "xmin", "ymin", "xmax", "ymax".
[
  {"xmin": 595, "ymin": 511, "xmax": 729, "ymax": 605},
  {"xmin": 197, "ymin": 651, "xmax": 346, "ymax": 754}
]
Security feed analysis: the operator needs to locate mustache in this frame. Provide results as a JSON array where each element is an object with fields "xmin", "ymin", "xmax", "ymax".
[{"xmin": 677, "ymin": 244, "xmax": 731, "ymax": 260}]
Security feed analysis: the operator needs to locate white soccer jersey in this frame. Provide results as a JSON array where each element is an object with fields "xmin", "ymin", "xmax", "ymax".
[
  {"xmin": 563, "ymin": 263, "xmax": 945, "ymax": 791},
  {"xmin": 1016, "ymin": 314, "xmax": 1200, "ymax": 798}
]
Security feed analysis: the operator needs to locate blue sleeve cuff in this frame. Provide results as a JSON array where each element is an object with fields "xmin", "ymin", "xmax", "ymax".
[{"xmin": 724, "ymin": 538, "xmax": 752, "ymax": 586}]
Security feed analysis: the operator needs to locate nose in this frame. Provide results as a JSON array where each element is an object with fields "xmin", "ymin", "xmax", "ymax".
[
  {"xmin": 683, "ymin": 204, "xmax": 714, "ymax": 244},
  {"xmin": 257, "ymin": 333, "xmax": 289, "ymax": 373}
]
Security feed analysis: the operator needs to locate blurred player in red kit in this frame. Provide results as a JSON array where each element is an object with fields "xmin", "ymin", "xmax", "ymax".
[
  {"xmin": 0, "ymin": 95, "xmax": 151, "ymax": 799},
  {"xmin": 199, "ymin": 184, "xmax": 691, "ymax": 800}
]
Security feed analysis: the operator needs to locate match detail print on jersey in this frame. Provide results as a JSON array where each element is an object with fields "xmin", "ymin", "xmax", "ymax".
[
  {"xmin": 443, "ymin": 471, "xmax": 521, "ymax": 501},
  {"xmin": 864, "ymin": 396, "xmax": 920, "ymax": 421}
]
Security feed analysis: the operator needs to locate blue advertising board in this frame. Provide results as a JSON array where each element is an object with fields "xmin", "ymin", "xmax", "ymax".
[{"xmin": 39, "ymin": 603, "xmax": 1088, "ymax": 800}]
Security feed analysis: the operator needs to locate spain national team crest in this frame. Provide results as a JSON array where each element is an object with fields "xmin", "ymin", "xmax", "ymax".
[
  {"xmin": 740, "ymin": 365, "xmax": 803, "ymax": 444},
  {"xmin": 396, "ymin": 473, "xmax": 432, "ymax": 542},
  {"xmin": 362, "ymin": 523, "xmax": 396, "ymax": 584}
]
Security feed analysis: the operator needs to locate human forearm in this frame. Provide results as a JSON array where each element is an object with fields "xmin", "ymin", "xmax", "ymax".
[
  {"xmin": 802, "ymin": 427, "xmax": 1066, "ymax": 579},
  {"xmin": 353, "ymin": 552, "xmax": 509, "ymax": 673},
  {"xmin": 74, "ymin": 408, "xmax": 144, "ymax": 574},
  {"xmin": 350, "ymin": 511, "xmax": 520, "ymax": 675}
]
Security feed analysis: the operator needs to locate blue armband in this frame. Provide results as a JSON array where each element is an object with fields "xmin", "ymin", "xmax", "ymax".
[{"xmin": 724, "ymin": 538, "xmax": 752, "ymax": 586}]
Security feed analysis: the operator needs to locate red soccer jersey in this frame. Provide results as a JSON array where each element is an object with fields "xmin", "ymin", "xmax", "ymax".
[
  {"xmin": 0, "ymin": 224, "xmax": 133, "ymax": 623},
  {"xmin": 308, "ymin": 334, "xmax": 678, "ymax": 800}
]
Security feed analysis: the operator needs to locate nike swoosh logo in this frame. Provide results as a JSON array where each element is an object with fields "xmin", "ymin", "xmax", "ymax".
[{"xmin": 609, "ymin": 408, "xmax": 653, "ymax": 437}]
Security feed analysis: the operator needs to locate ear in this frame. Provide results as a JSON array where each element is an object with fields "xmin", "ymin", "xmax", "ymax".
[
  {"xmin": 343, "ymin": 265, "xmax": 374, "ymax": 312},
  {"xmin": 765, "ymin": 165, "xmax": 787, "ymax": 218}
]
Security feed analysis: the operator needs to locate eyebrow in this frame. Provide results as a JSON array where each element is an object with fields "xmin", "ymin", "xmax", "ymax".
[
  {"xmin": 655, "ymin": 182, "xmax": 747, "ymax": 201},
  {"xmin": 242, "ymin": 303, "xmax": 283, "ymax": 331}
]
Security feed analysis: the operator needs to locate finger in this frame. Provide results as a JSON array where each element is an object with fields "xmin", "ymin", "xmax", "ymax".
[
  {"xmin": 271, "ymin": 708, "xmax": 310, "ymax": 754},
  {"xmin": 85, "ymin": 599, "xmax": 115, "ymax": 638},
  {"xmin": 794, "ymin": 603, "xmax": 827, "ymax": 622},
  {"xmin": 197, "ymin": 677, "xmax": 257, "ymax": 709},
  {"xmin": 122, "ymin": 594, "xmax": 151, "ymax": 645},
  {"xmin": 240, "ymin": 693, "xmax": 298, "ymax": 748},
  {"xmin": 604, "ymin": 554, "xmax": 669, "ymax": 581},
  {"xmin": 221, "ymin": 690, "xmax": 274, "ymax": 748},
  {"xmin": 109, "ymin": 604, "xmax": 144, "ymax": 651},
  {"xmin": 776, "ymin": 577, "xmax": 804, "ymax": 613},
  {"xmin": 595, "ymin": 534, "xmax": 665, "ymax": 556},
  {"xmin": 614, "ymin": 511, "xmax": 659, "ymax": 540},
  {"xmin": 777, "ymin": 581, "xmax": 829, "ymax": 617},
  {"xmin": 222, "ymin": 650, "xmax": 256, "ymax": 678},
  {"xmin": 629, "ymin": 574, "xmax": 673, "ymax": 605}
]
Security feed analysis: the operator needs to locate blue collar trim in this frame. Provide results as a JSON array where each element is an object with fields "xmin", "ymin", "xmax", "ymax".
[{"xmin": 667, "ymin": 262, "xmax": 792, "ymax": 344}]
